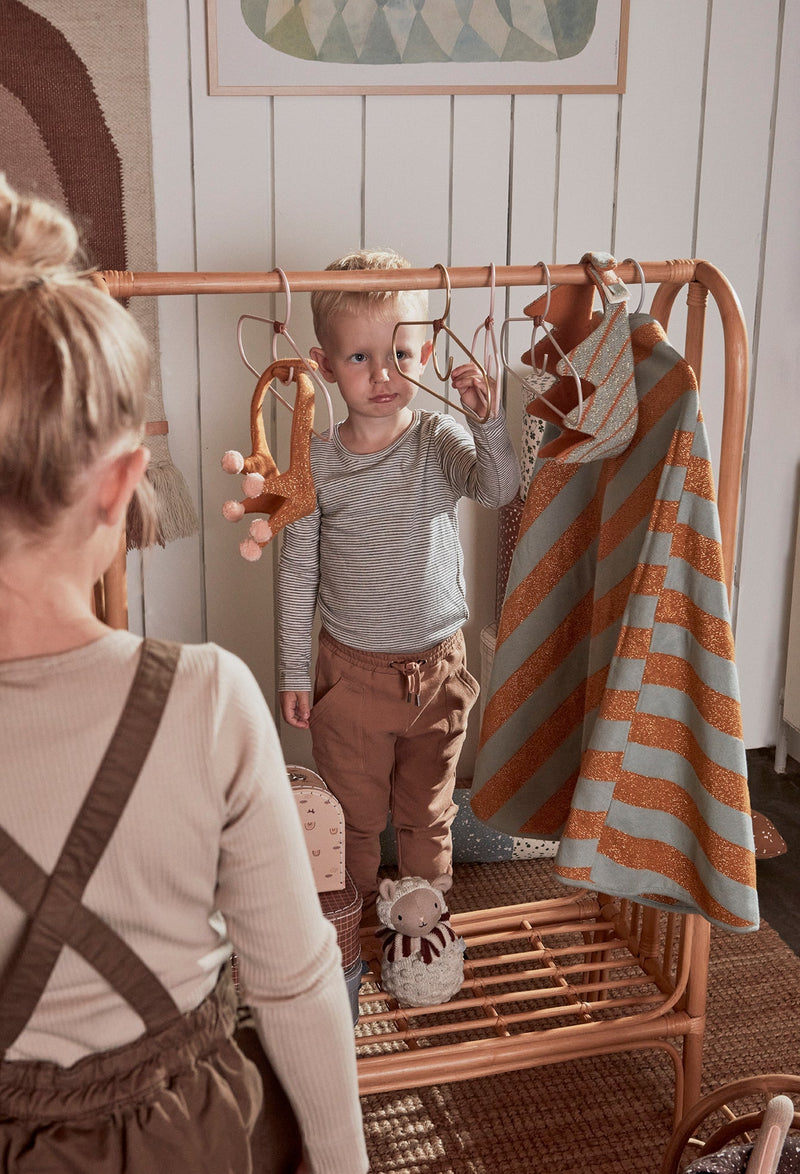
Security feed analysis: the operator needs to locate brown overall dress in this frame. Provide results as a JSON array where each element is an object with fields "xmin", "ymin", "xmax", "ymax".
[{"xmin": 0, "ymin": 639, "xmax": 263, "ymax": 1173}]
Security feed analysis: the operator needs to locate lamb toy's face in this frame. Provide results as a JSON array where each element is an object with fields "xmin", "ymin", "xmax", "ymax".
[{"xmin": 386, "ymin": 888, "xmax": 443, "ymax": 934}]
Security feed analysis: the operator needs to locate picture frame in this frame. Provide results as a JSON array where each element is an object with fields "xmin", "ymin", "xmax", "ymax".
[{"xmin": 206, "ymin": 0, "xmax": 629, "ymax": 97}]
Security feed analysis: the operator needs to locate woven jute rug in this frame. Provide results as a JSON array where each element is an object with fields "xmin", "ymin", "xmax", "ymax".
[{"xmin": 360, "ymin": 860, "xmax": 800, "ymax": 1174}]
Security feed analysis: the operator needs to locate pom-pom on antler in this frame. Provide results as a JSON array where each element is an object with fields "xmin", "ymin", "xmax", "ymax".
[
  {"xmin": 221, "ymin": 450, "xmax": 245, "ymax": 474},
  {"xmin": 221, "ymin": 358, "xmax": 318, "ymax": 561}
]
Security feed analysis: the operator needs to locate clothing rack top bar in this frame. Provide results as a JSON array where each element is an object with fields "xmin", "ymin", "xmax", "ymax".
[{"xmin": 100, "ymin": 260, "xmax": 699, "ymax": 299}]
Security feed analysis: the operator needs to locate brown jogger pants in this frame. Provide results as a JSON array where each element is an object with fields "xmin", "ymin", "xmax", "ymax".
[{"xmin": 310, "ymin": 628, "xmax": 479, "ymax": 917}]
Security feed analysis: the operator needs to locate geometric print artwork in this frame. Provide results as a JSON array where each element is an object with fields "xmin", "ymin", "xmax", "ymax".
[{"xmin": 241, "ymin": 0, "xmax": 599, "ymax": 64}]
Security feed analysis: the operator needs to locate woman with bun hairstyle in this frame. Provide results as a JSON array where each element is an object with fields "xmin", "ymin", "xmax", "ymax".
[{"xmin": 0, "ymin": 175, "xmax": 368, "ymax": 1174}]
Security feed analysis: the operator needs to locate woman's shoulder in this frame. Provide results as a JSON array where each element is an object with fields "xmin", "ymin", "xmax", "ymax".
[{"xmin": 170, "ymin": 639, "xmax": 262, "ymax": 698}]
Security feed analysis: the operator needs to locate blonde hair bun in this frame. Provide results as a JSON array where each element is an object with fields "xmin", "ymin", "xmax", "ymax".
[
  {"xmin": 0, "ymin": 172, "xmax": 80, "ymax": 292},
  {"xmin": 0, "ymin": 173, "xmax": 156, "ymax": 543}
]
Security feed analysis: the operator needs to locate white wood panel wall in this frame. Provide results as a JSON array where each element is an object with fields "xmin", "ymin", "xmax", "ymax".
[{"xmin": 141, "ymin": 0, "xmax": 799, "ymax": 766}]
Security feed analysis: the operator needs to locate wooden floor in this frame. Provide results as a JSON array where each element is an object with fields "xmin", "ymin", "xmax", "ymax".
[{"xmin": 747, "ymin": 747, "xmax": 800, "ymax": 955}]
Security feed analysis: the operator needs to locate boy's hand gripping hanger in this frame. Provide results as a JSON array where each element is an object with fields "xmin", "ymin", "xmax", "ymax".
[
  {"xmin": 236, "ymin": 267, "xmax": 334, "ymax": 442},
  {"xmin": 391, "ymin": 263, "xmax": 492, "ymax": 424},
  {"xmin": 221, "ymin": 357, "xmax": 317, "ymax": 561}
]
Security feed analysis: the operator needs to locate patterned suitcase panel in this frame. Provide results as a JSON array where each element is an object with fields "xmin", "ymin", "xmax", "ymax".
[
  {"xmin": 288, "ymin": 766, "xmax": 345, "ymax": 892},
  {"xmin": 287, "ymin": 766, "xmax": 362, "ymax": 968}
]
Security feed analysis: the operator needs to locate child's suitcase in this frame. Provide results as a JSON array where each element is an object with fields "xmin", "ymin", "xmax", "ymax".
[{"xmin": 287, "ymin": 765, "xmax": 362, "ymax": 1024}]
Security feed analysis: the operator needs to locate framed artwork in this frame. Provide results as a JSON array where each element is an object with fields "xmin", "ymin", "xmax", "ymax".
[{"xmin": 206, "ymin": 0, "xmax": 629, "ymax": 96}]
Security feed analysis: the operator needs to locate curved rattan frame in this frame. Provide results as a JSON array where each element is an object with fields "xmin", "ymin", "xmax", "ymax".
[{"xmin": 100, "ymin": 260, "xmax": 749, "ymax": 1127}]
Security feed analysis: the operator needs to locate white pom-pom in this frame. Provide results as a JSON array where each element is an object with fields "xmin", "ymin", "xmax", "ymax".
[
  {"xmin": 221, "ymin": 450, "xmax": 244, "ymax": 474},
  {"xmin": 239, "ymin": 538, "xmax": 263, "ymax": 561},
  {"xmin": 249, "ymin": 518, "xmax": 273, "ymax": 544},
  {"xmin": 243, "ymin": 472, "xmax": 265, "ymax": 498},
  {"xmin": 222, "ymin": 500, "xmax": 245, "ymax": 522}
]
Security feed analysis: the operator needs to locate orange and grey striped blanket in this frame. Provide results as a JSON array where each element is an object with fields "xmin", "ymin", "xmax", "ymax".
[{"xmin": 470, "ymin": 306, "xmax": 758, "ymax": 932}]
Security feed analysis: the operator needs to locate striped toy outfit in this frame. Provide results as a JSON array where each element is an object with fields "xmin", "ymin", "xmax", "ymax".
[{"xmin": 470, "ymin": 261, "xmax": 758, "ymax": 933}]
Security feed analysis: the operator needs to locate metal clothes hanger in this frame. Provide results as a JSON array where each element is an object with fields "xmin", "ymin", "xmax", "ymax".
[
  {"xmin": 470, "ymin": 262, "xmax": 502, "ymax": 418},
  {"xmin": 499, "ymin": 261, "xmax": 584, "ymax": 424},
  {"xmin": 621, "ymin": 256, "xmax": 646, "ymax": 314},
  {"xmin": 237, "ymin": 267, "xmax": 334, "ymax": 441},
  {"xmin": 391, "ymin": 263, "xmax": 492, "ymax": 424}
]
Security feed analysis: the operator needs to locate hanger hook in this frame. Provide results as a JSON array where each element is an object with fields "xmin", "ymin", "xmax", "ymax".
[
  {"xmin": 470, "ymin": 263, "xmax": 501, "ymax": 416},
  {"xmin": 536, "ymin": 260, "xmax": 552, "ymax": 322},
  {"xmin": 434, "ymin": 262, "xmax": 452, "ymax": 322},
  {"xmin": 621, "ymin": 257, "xmax": 646, "ymax": 314},
  {"xmin": 499, "ymin": 258, "xmax": 583, "ymax": 424},
  {"xmin": 235, "ymin": 266, "xmax": 334, "ymax": 441},
  {"xmin": 430, "ymin": 263, "xmax": 454, "ymax": 381},
  {"xmin": 499, "ymin": 259, "xmax": 550, "ymax": 379},
  {"xmin": 274, "ymin": 267, "xmax": 291, "ymax": 328},
  {"xmin": 271, "ymin": 267, "xmax": 292, "ymax": 359},
  {"xmin": 499, "ymin": 315, "xmax": 540, "ymax": 380}
]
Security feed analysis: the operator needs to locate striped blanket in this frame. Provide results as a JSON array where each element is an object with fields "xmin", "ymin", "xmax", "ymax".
[{"xmin": 470, "ymin": 287, "xmax": 758, "ymax": 931}]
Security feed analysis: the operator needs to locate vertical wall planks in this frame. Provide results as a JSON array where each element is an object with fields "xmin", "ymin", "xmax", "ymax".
[
  {"xmin": 448, "ymin": 95, "xmax": 514, "ymax": 772},
  {"xmin": 270, "ymin": 95, "xmax": 363, "ymax": 755},
  {"xmin": 450, "ymin": 96, "xmax": 513, "ymax": 329},
  {"xmin": 142, "ymin": 0, "xmax": 799, "ymax": 750},
  {"xmin": 696, "ymin": 1, "xmax": 781, "ymax": 327},
  {"xmin": 734, "ymin": 0, "xmax": 800, "ymax": 747},
  {"xmin": 614, "ymin": 0, "xmax": 707, "ymax": 262},
  {"xmin": 272, "ymin": 94, "xmax": 363, "ymax": 454},
  {"xmin": 188, "ymin": 0, "xmax": 276, "ymax": 693},
  {"xmin": 363, "ymin": 94, "xmax": 457, "ymax": 438},
  {"xmin": 556, "ymin": 94, "xmax": 619, "ymax": 260},
  {"xmin": 135, "ymin": 0, "xmax": 205, "ymax": 641},
  {"xmin": 363, "ymin": 95, "xmax": 452, "ymax": 263},
  {"xmin": 694, "ymin": 1, "xmax": 781, "ymax": 480},
  {"xmin": 505, "ymin": 94, "xmax": 560, "ymax": 455},
  {"xmin": 613, "ymin": 0, "xmax": 706, "ymax": 479},
  {"xmin": 273, "ymin": 96, "xmax": 363, "ymax": 266}
]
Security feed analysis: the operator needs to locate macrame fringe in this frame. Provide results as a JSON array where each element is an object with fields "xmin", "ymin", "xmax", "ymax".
[{"xmin": 126, "ymin": 440, "xmax": 198, "ymax": 550}]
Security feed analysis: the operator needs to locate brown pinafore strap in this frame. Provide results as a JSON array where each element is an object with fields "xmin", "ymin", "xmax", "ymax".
[{"xmin": 0, "ymin": 638, "xmax": 183, "ymax": 1056}]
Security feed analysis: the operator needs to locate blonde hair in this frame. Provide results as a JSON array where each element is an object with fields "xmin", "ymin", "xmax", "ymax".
[
  {"xmin": 311, "ymin": 249, "xmax": 429, "ymax": 344},
  {"xmin": 0, "ymin": 174, "xmax": 156, "ymax": 544}
]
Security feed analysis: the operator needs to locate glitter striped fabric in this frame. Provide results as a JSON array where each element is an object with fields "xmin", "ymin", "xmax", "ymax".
[{"xmin": 470, "ymin": 280, "xmax": 758, "ymax": 932}]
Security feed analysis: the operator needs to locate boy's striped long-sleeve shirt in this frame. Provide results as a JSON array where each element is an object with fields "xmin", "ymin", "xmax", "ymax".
[
  {"xmin": 470, "ymin": 314, "xmax": 759, "ymax": 932},
  {"xmin": 278, "ymin": 408, "xmax": 520, "ymax": 692}
]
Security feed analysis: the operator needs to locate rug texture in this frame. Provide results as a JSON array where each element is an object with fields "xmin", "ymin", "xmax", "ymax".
[
  {"xmin": 359, "ymin": 860, "xmax": 800, "ymax": 1174},
  {"xmin": 0, "ymin": 0, "xmax": 197, "ymax": 546}
]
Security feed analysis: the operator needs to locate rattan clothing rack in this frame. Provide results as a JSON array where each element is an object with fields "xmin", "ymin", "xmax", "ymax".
[{"xmin": 100, "ymin": 259, "xmax": 749, "ymax": 1123}]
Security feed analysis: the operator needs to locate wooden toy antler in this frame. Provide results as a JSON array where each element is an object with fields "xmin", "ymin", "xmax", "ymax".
[{"xmin": 221, "ymin": 358, "xmax": 317, "ymax": 561}]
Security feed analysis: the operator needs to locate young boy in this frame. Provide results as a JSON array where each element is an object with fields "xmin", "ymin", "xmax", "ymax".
[{"xmin": 278, "ymin": 249, "xmax": 520, "ymax": 922}]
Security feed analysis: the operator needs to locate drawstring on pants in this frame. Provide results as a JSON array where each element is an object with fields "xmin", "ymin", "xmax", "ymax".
[{"xmin": 389, "ymin": 659, "xmax": 428, "ymax": 706}]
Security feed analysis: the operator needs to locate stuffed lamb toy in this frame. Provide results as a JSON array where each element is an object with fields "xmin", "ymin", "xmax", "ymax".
[{"xmin": 375, "ymin": 875, "xmax": 465, "ymax": 1008}]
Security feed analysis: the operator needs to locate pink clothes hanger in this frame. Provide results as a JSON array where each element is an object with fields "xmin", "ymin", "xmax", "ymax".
[
  {"xmin": 621, "ymin": 256, "xmax": 646, "ymax": 313},
  {"xmin": 391, "ymin": 263, "xmax": 492, "ymax": 424},
  {"xmin": 470, "ymin": 262, "xmax": 502, "ymax": 418},
  {"xmin": 499, "ymin": 261, "xmax": 584, "ymax": 424},
  {"xmin": 236, "ymin": 267, "xmax": 334, "ymax": 441}
]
